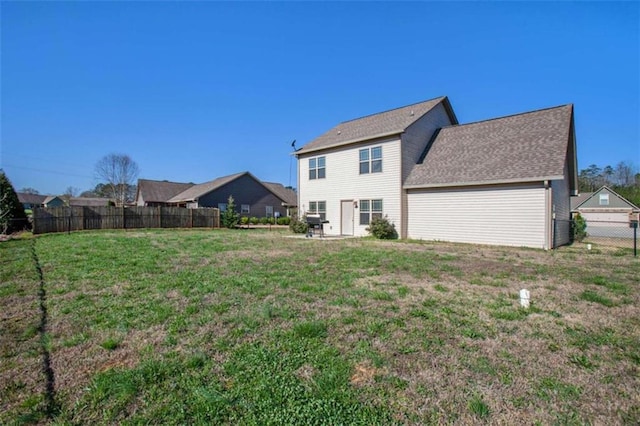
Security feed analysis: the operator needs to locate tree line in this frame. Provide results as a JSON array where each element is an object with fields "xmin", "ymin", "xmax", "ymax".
[{"xmin": 579, "ymin": 161, "xmax": 640, "ymax": 206}]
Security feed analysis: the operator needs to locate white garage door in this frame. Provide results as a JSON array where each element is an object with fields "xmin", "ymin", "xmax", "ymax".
[
  {"xmin": 579, "ymin": 211, "xmax": 628, "ymax": 224},
  {"xmin": 407, "ymin": 185, "xmax": 548, "ymax": 249}
]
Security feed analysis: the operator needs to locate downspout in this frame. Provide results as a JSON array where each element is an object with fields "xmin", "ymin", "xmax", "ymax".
[{"xmin": 544, "ymin": 180, "xmax": 552, "ymax": 250}]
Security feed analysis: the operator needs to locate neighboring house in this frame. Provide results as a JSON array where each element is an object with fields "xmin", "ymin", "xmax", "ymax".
[
  {"xmin": 572, "ymin": 186, "xmax": 639, "ymax": 238},
  {"xmin": 69, "ymin": 197, "xmax": 114, "ymax": 207},
  {"xmin": 17, "ymin": 193, "xmax": 65, "ymax": 209},
  {"xmin": 135, "ymin": 172, "xmax": 297, "ymax": 218},
  {"xmin": 296, "ymin": 96, "xmax": 578, "ymax": 249},
  {"xmin": 136, "ymin": 179, "xmax": 194, "ymax": 207}
]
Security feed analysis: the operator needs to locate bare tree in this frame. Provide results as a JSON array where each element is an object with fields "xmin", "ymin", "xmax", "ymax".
[
  {"xmin": 20, "ymin": 187, "xmax": 40, "ymax": 195},
  {"xmin": 64, "ymin": 186, "xmax": 80, "ymax": 198},
  {"xmin": 613, "ymin": 161, "xmax": 636, "ymax": 187},
  {"xmin": 94, "ymin": 154, "xmax": 140, "ymax": 206}
]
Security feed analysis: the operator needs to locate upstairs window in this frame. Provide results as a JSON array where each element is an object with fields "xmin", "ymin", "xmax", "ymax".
[
  {"xmin": 309, "ymin": 201, "xmax": 326, "ymax": 220},
  {"xmin": 359, "ymin": 199, "xmax": 383, "ymax": 225},
  {"xmin": 599, "ymin": 194, "xmax": 609, "ymax": 206},
  {"xmin": 309, "ymin": 156, "xmax": 326, "ymax": 180},
  {"xmin": 359, "ymin": 146, "xmax": 382, "ymax": 174}
]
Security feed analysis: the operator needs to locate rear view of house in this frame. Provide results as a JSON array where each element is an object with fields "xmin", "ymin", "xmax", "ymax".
[
  {"xmin": 572, "ymin": 186, "xmax": 639, "ymax": 240},
  {"xmin": 297, "ymin": 97, "xmax": 578, "ymax": 249}
]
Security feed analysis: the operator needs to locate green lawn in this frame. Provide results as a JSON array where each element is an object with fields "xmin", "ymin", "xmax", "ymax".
[{"xmin": 1, "ymin": 229, "xmax": 639, "ymax": 425}]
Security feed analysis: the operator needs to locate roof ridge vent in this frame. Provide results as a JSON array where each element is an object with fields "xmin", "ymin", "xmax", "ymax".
[{"xmin": 410, "ymin": 110, "xmax": 414, "ymax": 116}]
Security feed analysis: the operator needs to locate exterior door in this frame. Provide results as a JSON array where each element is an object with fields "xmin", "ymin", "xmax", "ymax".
[{"xmin": 341, "ymin": 200, "xmax": 354, "ymax": 235}]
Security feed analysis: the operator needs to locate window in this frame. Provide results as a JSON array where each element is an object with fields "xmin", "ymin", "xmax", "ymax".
[
  {"xmin": 218, "ymin": 203, "xmax": 227, "ymax": 212},
  {"xmin": 241, "ymin": 204, "xmax": 250, "ymax": 214},
  {"xmin": 359, "ymin": 199, "xmax": 383, "ymax": 225},
  {"xmin": 266, "ymin": 206, "xmax": 274, "ymax": 218},
  {"xmin": 309, "ymin": 156, "xmax": 326, "ymax": 180},
  {"xmin": 359, "ymin": 146, "xmax": 382, "ymax": 174},
  {"xmin": 308, "ymin": 201, "xmax": 326, "ymax": 220},
  {"xmin": 599, "ymin": 194, "xmax": 609, "ymax": 206}
]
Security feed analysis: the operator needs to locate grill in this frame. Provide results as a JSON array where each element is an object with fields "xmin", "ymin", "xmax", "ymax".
[{"xmin": 306, "ymin": 214, "xmax": 329, "ymax": 238}]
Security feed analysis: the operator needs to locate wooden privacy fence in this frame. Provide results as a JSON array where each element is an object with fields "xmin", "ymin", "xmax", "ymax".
[{"xmin": 32, "ymin": 206, "xmax": 220, "ymax": 235}]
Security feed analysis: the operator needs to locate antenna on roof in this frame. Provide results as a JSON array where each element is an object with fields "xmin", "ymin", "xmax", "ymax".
[{"xmin": 289, "ymin": 139, "xmax": 296, "ymax": 189}]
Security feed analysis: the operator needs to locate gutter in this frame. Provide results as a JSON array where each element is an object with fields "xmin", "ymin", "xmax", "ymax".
[
  {"xmin": 295, "ymin": 130, "xmax": 403, "ymax": 156},
  {"xmin": 403, "ymin": 175, "xmax": 565, "ymax": 190}
]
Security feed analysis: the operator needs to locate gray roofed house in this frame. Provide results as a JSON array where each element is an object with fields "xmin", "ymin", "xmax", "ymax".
[
  {"xmin": 571, "ymin": 186, "xmax": 639, "ymax": 239},
  {"xmin": 296, "ymin": 97, "xmax": 578, "ymax": 249},
  {"xmin": 167, "ymin": 172, "xmax": 296, "ymax": 218},
  {"xmin": 136, "ymin": 179, "xmax": 195, "ymax": 207},
  {"xmin": 17, "ymin": 193, "xmax": 65, "ymax": 209},
  {"xmin": 134, "ymin": 173, "xmax": 297, "ymax": 218},
  {"xmin": 17, "ymin": 193, "xmax": 46, "ymax": 209}
]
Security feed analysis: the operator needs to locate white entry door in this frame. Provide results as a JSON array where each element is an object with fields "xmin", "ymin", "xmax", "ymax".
[{"xmin": 341, "ymin": 200, "xmax": 354, "ymax": 235}]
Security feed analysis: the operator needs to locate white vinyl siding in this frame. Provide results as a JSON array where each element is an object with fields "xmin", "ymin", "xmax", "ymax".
[
  {"xmin": 401, "ymin": 103, "xmax": 454, "ymax": 182},
  {"xmin": 299, "ymin": 137, "xmax": 402, "ymax": 237},
  {"xmin": 407, "ymin": 184, "xmax": 548, "ymax": 249}
]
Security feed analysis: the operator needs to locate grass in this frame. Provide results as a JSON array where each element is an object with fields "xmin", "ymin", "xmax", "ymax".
[{"xmin": 1, "ymin": 228, "xmax": 639, "ymax": 424}]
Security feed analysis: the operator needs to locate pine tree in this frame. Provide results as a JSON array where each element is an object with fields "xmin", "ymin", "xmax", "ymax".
[
  {"xmin": 0, "ymin": 171, "xmax": 28, "ymax": 234},
  {"xmin": 221, "ymin": 195, "xmax": 240, "ymax": 229}
]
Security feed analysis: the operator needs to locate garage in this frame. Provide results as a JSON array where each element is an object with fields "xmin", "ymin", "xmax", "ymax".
[{"xmin": 406, "ymin": 184, "xmax": 550, "ymax": 249}]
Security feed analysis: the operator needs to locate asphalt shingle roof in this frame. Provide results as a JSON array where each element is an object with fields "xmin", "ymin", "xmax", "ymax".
[
  {"xmin": 297, "ymin": 96, "xmax": 453, "ymax": 154},
  {"xmin": 570, "ymin": 192, "xmax": 593, "ymax": 210},
  {"xmin": 168, "ymin": 172, "xmax": 247, "ymax": 203},
  {"xmin": 17, "ymin": 193, "xmax": 46, "ymax": 205},
  {"xmin": 404, "ymin": 104, "xmax": 574, "ymax": 188},
  {"xmin": 137, "ymin": 179, "xmax": 194, "ymax": 203},
  {"xmin": 262, "ymin": 182, "xmax": 297, "ymax": 206}
]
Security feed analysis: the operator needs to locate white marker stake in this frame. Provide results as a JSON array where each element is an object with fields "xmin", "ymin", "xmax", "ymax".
[{"xmin": 520, "ymin": 289, "xmax": 530, "ymax": 309}]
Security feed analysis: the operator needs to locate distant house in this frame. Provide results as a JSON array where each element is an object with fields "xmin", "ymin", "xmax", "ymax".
[
  {"xmin": 296, "ymin": 96, "xmax": 578, "ymax": 249},
  {"xmin": 135, "ymin": 179, "xmax": 194, "ymax": 207},
  {"xmin": 572, "ymin": 186, "xmax": 639, "ymax": 238},
  {"xmin": 135, "ymin": 172, "xmax": 297, "ymax": 218},
  {"xmin": 69, "ymin": 197, "xmax": 114, "ymax": 207},
  {"xmin": 17, "ymin": 193, "xmax": 65, "ymax": 209}
]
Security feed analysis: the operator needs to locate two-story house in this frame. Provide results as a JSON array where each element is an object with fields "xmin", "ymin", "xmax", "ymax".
[{"xmin": 296, "ymin": 96, "xmax": 578, "ymax": 249}]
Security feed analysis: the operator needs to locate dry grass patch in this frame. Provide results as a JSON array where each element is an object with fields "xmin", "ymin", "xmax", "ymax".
[{"xmin": 1, "ymin": 230, "xmax": 639, "ymax": 424}]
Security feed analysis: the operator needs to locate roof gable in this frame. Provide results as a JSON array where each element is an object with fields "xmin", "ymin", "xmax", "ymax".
[
  {"xmin": 168, "ymin": 172, "xmax": 249, "ymax": 203},
  {"xmin": 573, "ymin": 186, "xmax": 640, "ymax": 210},
  {"xmin": 405, "ymin": 104, "xmax": 575, "ymax": 188},
  {"xmin": 297, "ymin": 96, "xmax": 456, "ymax": 154}
]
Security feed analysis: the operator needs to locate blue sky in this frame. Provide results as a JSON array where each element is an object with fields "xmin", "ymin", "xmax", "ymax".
[{"xmin": 2, "ymin": 1, "xmax": 638, "ymax": 195}]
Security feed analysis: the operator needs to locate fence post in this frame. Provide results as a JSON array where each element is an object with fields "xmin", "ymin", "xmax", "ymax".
[
  {"xmin": 67, "ymin": 207, "xmax": 71, "ymax": 235},
  {"xmin": 634, "ymin": 224, "xmax": 637, "ymax": 257}
]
